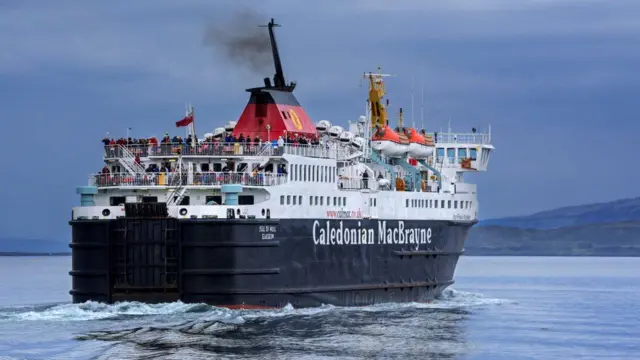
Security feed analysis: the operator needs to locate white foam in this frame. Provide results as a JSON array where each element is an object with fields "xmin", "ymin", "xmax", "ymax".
[
  {"xmin": 1, "ymin": 301, "xmax": 211, "ymax": 322},
  {"xmin": 0, "ymin": 288, "xmax": 509, "ymax": 322}
]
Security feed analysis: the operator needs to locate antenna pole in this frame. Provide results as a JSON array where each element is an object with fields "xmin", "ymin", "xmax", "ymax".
[
  {"xmin": 420, "ymin": 76, "xmax": 424, "ymax": 130},
  {"xmin": 411, "ymin": 77, "xmax": 415, "ymax": 128}
]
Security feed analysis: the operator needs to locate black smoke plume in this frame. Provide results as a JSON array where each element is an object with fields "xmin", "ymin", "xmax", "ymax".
[{"xmin": 203, "ymin": 10, "xmax": 272, "ymax": 74}]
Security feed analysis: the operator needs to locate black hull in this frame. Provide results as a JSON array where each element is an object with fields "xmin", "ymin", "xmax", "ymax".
[{"xmin": 69, "ymin": 215, "xmax": 473, "ymax": 308}]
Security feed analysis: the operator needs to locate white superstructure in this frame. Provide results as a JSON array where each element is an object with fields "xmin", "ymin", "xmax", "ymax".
[{"xmin": 72, "ymin": 121, "xmax": 494, "ymax": 223}]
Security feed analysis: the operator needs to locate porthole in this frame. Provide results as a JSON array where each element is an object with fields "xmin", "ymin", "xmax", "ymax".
[
  {"xmin": 102, "ymin": 209, "xmax": 110, "ymax": 216},
  {"xmin": 179, "ymin": 208, "xmax": 188, "ymax": 216}
]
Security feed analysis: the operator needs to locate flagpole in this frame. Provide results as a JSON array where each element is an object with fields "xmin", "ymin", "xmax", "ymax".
[{"xmin": 190, "ymin": 104, "xmax": 196, "ymax": 148}]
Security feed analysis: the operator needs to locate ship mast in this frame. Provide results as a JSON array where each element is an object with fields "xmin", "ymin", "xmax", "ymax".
[
  {"xmin": 261, "ymin": 18, "xmax": 295, "ymax": 92},
  {"xmin": 363, "ymin": 67, "xmax": 393, "ymax": 130}
]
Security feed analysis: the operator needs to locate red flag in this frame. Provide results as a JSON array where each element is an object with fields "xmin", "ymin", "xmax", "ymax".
[{"xmin": 176, "ymin": 114, "xmax": 194, "ymax": 128}]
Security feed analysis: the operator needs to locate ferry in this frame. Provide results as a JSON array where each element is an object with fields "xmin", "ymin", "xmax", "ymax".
[{"xmin": 69, "ymin": 19, "xmax": 494, "ymax": 308}]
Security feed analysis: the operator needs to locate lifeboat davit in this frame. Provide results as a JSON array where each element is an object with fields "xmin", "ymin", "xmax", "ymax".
[
  {"xmin": 405, "ymin": 128, "xmax": 434, "ymax": 158},
  {"xmin": 371, "ymin": 125, "xmax": 409, "ymax": 157}
]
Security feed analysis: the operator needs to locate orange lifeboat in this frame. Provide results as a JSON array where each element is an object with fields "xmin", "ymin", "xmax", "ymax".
[
  {"xmin": 420, "ymin": 129, "xmax": 435, "ymax": 146},
  {"xmin": 370, "ymin": 125, "xmax": 409, "ymax": 157},
  {"xmin": 404, "ymin": 128, "xmax": 434, "ymax": 158}
]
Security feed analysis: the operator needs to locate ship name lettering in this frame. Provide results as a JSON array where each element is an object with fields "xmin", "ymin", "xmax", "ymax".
[
  {"xmin": 313, "ymin": 220, "xmax": 431, "ymax": 250},
  {"xmin": 259, "ymin": 225, "xmax": 276, "ymax": 240}
]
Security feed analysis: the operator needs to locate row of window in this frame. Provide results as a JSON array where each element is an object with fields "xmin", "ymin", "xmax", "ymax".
[
  {"xmin": 435, "ymin": 147, "xmax": 491, "ymax": 164},
  {"xmin": 407, "ymin": 198, "xmax": 473, "ymax": 210},
  {"xmin": 280, "ymin": 195, "xmax": 348, "ymax": 207},
  {"xmin": 290, "ymin": 164, "xmax": 336, "ymax": 183}
]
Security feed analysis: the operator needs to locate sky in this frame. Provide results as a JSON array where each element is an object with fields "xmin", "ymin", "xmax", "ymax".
[{"xmin": 1, "ymin": 0, "xmax": 639, "ymax": 241}]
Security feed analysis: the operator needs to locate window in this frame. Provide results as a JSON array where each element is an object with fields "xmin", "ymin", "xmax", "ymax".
[
  {"xmin": 309, "ymin": 196, "xmax": 313, "ymax": 205},
  {"xmin": 470, "ymin": 148, "xmax": 477, "ymax": 160},
  {"xmin": 333, "ymin": 197, "xmax": 337, "ymax": 206},
  {"xmin": 311, "ymin": 166, "xmax": 315, "ymax": 182},
  {"xmin": 436, "ymin": 147, "xmax": 445, "ymax": 159},
  {"xmin": 320, "ymin": 197, "xmax": 324, "ymax": 205},
  {"xmin": 110, "ymin": 196, "xmax": 126, "ymax": 206},
  {"xmin": 238, "ymin": 195, "xmax": 254, "ymax": 205},
  {"xmin": 448, "ymin": 200, "xmax": 451, "ymax": 208},
  {"xmin": 293, "ymin": 196, "xmax": 297, "ymax": 205},
  {"xmin": 343, "ymin": 197, "xmax": 346, "ymax": 206},
  {"xmin": 142, "ymin": 196, "xmax": 158, "ymax": 203},
  {"xmin": 298, "ymin": 196, "xmax": 302, "ymax": 205},
  {"xmin": 287, "ymin": 195, "xmax": 291, "ymax": 205},
  {"xmin": 315, "ymin": 196, "xmax": 319, "ymax": 205},
  {"xmin": 406, "ymin": 199, "xmax": 409, "ymax": 207},
  {"xmin": 327, "ymin": 196, "xmax": 330, "ymax": 205},
  {"xmin": 458, "ymin": 148, "xmax": 467, "ymax": 159},
  {"xmin": 447, "ymin": 148, "xmax": 455, "ymax": 163},
  {"xmin": 303, "ymin": 165, "xmax": 307, "ymax": 181},
  {"xmin": 280, "ymin": 195, "xmax": 285, "ymax": 205},
  {"xmin": 454, "ymin": 200, "xmax": 458, "ymax": 209},
  {"xmin": 176, "ymin": 196, "xmax": 190, "ymax": 205},
  {"xmin": 206, "ymin": 195, "xmax": 222, "ymax": 205},
  {"xmin": 441, "ymin": 200, "xmax": 445, "ymax": 208},
  {"xmin": 434, "ymin": 200, "xmax": 438, "ymax": 208}
]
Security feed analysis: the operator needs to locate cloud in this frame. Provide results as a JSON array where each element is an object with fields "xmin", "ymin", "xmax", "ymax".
[{"xmin": 1, "ymin": 0, "xmax": 640, "ymax": 241}]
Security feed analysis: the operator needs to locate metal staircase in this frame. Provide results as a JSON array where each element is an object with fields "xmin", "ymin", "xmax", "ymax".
[
  {"xmin": 368, "ymin": 149, "xmax": 396, "ymax": 188},
  {"xmin": 118, "ymin": 145, "xmax": 146, "ymax": 175},
  {"xmin": 256, "ymin": 142, "xmax": 274, "ymax": 156},
  {"xmin": 166, "ymin": 157, "xmax": 188, "ymax": 206},
  {"xmin": 418, "ymin": 159, "xmax": 442, "ymax": 188},
  {"xmin": 167, "ymin": 173, "xmax": 188, "ymax": 206},
  {"xmin": 393, "ymin": 158, "xmax": 421, "ymax": 192}
]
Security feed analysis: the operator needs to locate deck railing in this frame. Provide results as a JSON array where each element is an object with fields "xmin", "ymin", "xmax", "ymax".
[
  {"xmin": 90, "ymin": 171, "xmax": 288, "ymax": 188},
  {"xmin": 103, "ymin": 142, "xmax": 273, "ymax": 158},
  {"xmin": 433, "ymin": 132, "xmax": 491, "ymax": 145},
  {"xmin": 103, "ymin": 142, "xmax": 351, "ymax": 160}
]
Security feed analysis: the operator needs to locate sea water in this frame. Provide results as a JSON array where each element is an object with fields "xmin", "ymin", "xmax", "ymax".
[{"xmin": 0, "ymin": 256, "xmax": 638, "ymax": 360}]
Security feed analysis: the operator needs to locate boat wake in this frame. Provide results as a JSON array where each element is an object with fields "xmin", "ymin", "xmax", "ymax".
[
  {"xmin": 0, "ymin": 289, "xmax": 513, "ymax": 360},
  {"xmin": 0, "ymin": 288, "xmax": 510, "ymax": 323}
]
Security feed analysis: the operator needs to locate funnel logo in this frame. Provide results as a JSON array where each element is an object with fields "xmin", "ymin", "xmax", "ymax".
[{"xmin": 289, "ymin": 109, "xmax": 303, "ymax": 130}]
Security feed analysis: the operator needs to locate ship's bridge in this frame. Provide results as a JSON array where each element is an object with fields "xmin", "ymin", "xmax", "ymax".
[{"xmin": 417, "ymin": 131, "xmax": 494, "ymax": 173}]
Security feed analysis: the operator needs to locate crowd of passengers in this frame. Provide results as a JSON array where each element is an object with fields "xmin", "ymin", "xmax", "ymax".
[
  {"xmin": 97, "ymin": 163, "xmax": 287, "ymax": 187},
  {"xmin": 101, "ymin": 131, "xmax": 324, "ymax": 158},
  {"xmin": 101, "ymin": 131, "xmax": 322, "ymax": 148}
]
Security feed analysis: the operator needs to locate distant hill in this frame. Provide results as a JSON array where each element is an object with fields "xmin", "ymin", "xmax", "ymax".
[
  {"xmin": 0, "ymin": 238, "xmax": 69, "ymax": 254},
  {"xmin": 467, "ymin": 221, "xmax": 640, "ymax": 256},
  {"xmin": 479, "ymin": 197, "xmax": 640, "ymax": 230}
]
